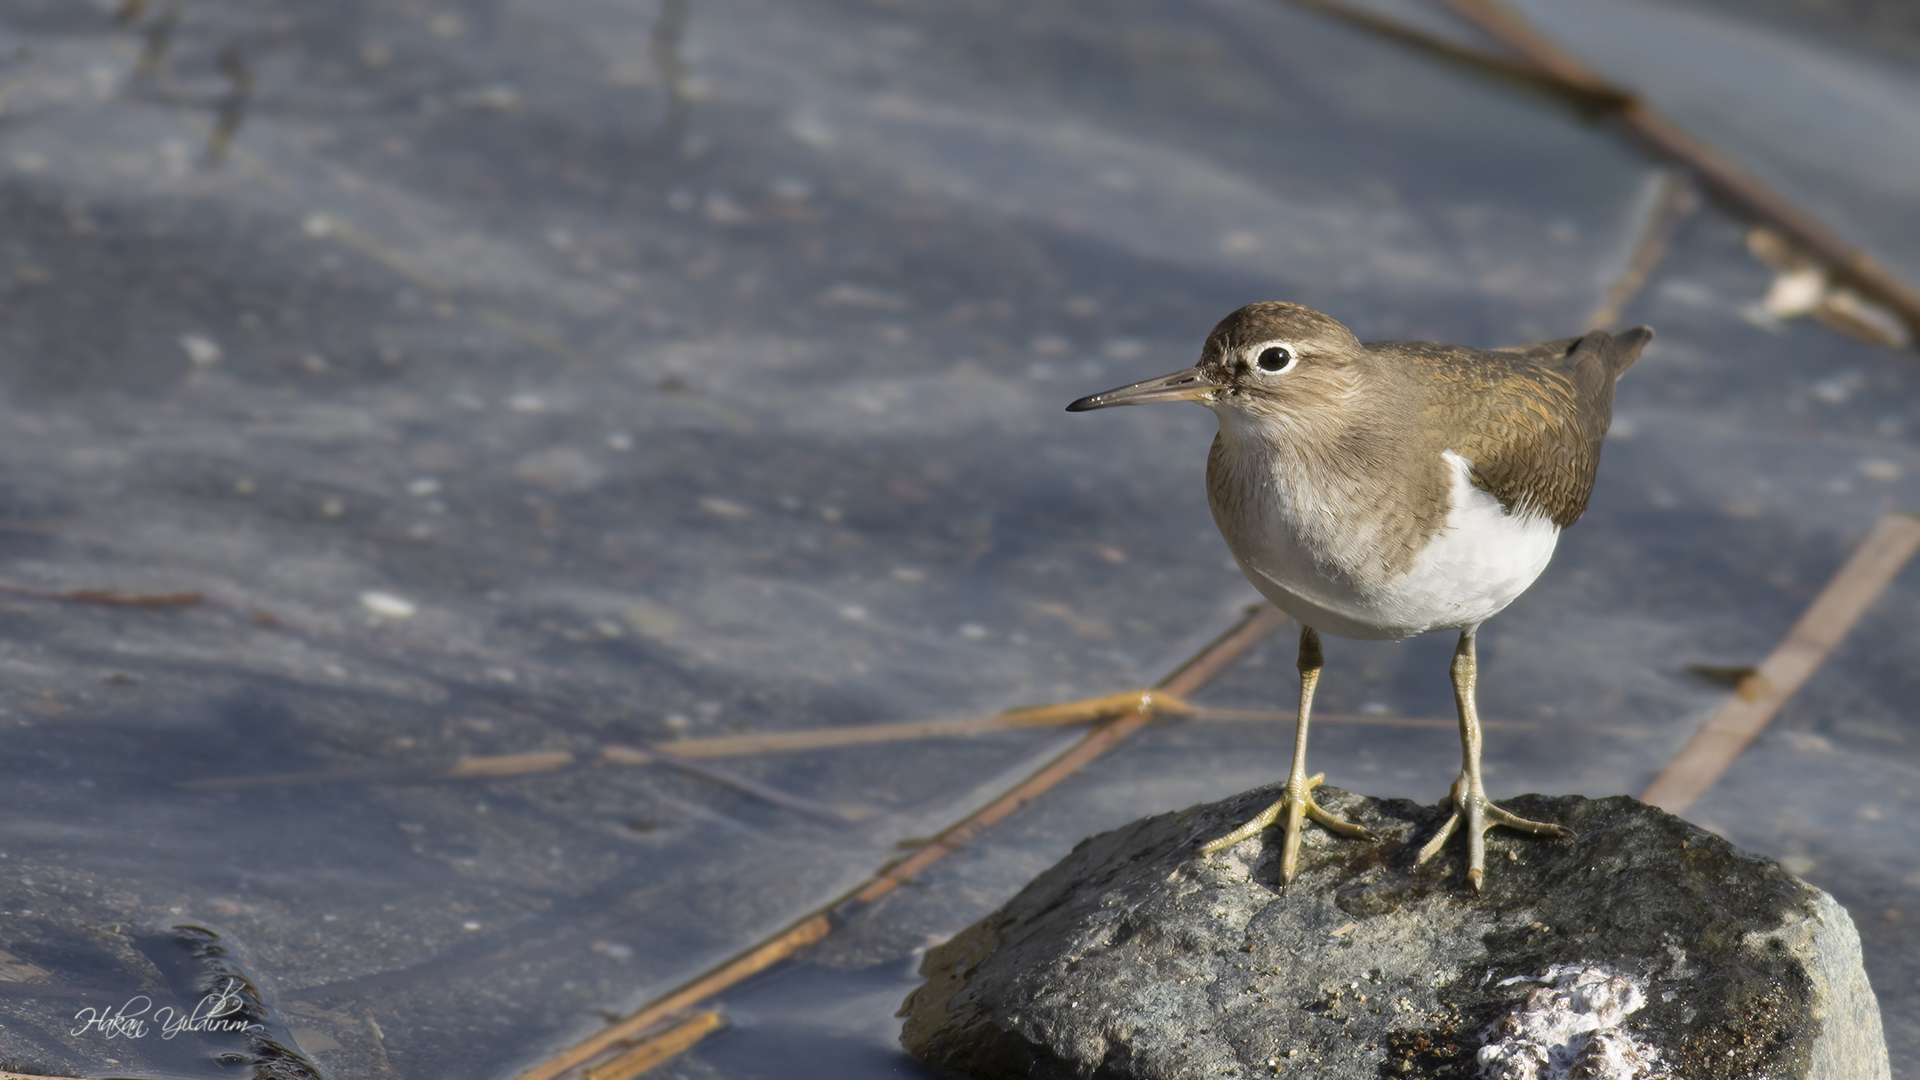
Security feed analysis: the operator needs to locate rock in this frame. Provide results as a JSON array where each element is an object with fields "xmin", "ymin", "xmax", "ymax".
[{"xmin": 899, "ymin": 788, "xmax": 1889, "ymax": 1080}]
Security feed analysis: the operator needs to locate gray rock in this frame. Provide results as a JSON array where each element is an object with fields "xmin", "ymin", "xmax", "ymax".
[{"xmin": 899, "ymin": 788, "xmax": 1889, "ymax": 1080}]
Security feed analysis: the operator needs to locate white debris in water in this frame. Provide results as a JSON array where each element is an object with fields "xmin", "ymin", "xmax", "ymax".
[
  {"xmin": 1762, "ymin": 265, "xmax": 1826, "ymax": 319},
  {"xmin": 1857, "ymin": 458, "xmax": 1904, "ymax": 482},
  {"xmin": 1478, "ymin": 965, "xmax": 1669, "ymax": 1080},
  {"xmin": 179, "ymin": 334, "xmax": 223, "ymax": 366},
  {"xmin": 359, "ymin": 591, "xmax": 417, "ymax": 619},
  {"xmin": 698, "ymin": 495, "xmax": 752, "ymax": 520}
]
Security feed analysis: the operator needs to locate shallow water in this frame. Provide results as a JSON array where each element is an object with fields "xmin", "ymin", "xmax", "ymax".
[{"xmin": 0, "ymin": 1, "xmax": 1915, "ymax": 1077}]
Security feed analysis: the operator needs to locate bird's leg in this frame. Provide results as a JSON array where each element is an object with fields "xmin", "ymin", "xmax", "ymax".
[
  {"xmin": 1415, "ymin": 626, "xmax": 1572, "ymax": 889},
  {"xmin": 1202, "ymin": 626, "xmax": 1375, "ymax": 888}
]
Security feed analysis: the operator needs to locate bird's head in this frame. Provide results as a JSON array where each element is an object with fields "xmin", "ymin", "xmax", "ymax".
[{"xmin": 1066, "ymin": 302, "xmax": 1370, "ymax": 433}]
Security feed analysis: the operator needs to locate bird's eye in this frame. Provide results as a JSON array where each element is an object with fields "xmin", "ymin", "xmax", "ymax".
[{"xmin": 1256, "ymin": 346, "xmax": 1292, "ymax": 372}]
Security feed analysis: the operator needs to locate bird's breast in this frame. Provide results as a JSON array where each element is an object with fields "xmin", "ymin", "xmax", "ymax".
[{"xmin": 1207, "ymin": 440, "xmax": 1559, "ymax": 639}]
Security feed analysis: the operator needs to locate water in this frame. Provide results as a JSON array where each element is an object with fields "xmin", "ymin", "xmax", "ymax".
[{"xmin": 0, "ymin": 1, "xmax": 1914, "ymax": 1077}]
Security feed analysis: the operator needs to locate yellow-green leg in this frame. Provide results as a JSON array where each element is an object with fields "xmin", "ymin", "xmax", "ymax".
[
  {"xmin": 1202, "ymin": 626, "xmax": 1376, "ymax": 889},
  {"xmin": 1415, "ymin": 626, "xmax": 1572, "ymax": 890}
]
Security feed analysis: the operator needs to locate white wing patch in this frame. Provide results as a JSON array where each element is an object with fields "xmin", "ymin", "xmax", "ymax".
[{"xmin": 1377, "ymin": 450, "xmax": 1559, "ymax": 634}]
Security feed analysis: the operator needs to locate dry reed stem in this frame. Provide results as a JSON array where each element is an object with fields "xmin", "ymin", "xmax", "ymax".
[
  {"xmin": 509, "ymin": 605, "xmax": 1288, "ymax": 1080},
  {"xmin": 1643, "ymin": 513, "xmax": 1920, "ymax": 814}
]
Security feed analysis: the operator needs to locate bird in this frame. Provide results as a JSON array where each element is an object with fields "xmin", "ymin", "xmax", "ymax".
[{"xmin": 1066, "ymin": 301, "xmax": 1649, "ymax": 890}]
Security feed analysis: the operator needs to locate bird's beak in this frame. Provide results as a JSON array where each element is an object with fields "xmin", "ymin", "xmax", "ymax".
[{"xmin": 1065, "ymin": 368, "xmax": 1217, "ymax": 412}]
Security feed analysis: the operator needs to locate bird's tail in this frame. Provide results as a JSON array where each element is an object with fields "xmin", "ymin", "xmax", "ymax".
[{"xmin": 1599, "ymin": 325, "xmax": 1654, "ymax": 380}]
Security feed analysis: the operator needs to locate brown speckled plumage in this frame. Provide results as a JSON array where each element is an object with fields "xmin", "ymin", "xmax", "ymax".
[
  {"xmin": 1405, "ymin": 328, "xmax": 1647, "ymax": 527},
  {"xmin": 1192, "ymin": 303, "xmax": 1647, "ymax": 588}
]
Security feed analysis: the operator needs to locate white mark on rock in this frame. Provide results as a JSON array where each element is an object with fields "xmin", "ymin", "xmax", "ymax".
[{"xmin": 1478, "ymin": 964, "xmax": 1669, "ymax": 1080}]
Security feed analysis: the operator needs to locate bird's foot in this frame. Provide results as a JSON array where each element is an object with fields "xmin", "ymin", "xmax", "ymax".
[
  {"xmin": 1414, "ymin": 777, "xmax": 1572, "ymax": 891},
  {"xmin": 1200, "ymin": 773, "xmax": 1376, "ymax": 889}
]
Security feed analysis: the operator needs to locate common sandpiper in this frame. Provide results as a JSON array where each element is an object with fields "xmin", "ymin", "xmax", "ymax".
[{"xmin": 1068, "ymin": 301, "xmax": 1650, "ymax": 890}]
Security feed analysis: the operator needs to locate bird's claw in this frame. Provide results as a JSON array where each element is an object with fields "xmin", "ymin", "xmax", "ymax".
[
  {"xmin": 1202, "ymin": 773, "xmax": 1376, "ymax": 889},
  {"xmin": 1415, "ymin": 779, "xmax": 1570, "ymax": 890}
]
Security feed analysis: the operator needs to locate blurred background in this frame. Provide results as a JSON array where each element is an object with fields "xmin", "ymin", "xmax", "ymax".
[{"xmin": 0, "ymin": 0, "xmax": 1916, "ymax": 1077}]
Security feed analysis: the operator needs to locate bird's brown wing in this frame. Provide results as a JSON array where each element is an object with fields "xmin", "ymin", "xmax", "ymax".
[
  {"xmin": 1409, "ymin": 328, "xmax": 1651, "ymax": 528},
  {"xmin": 1489, "ymin": 336, "xmax": 1581, "ymax": 363}
]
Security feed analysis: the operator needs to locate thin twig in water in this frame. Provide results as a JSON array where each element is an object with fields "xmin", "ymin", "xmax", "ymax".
[
  {"xmin": 653, "ymin": 688, "xmax": 1188, "ymax": 758},
  {"xmin": 581, "ymin": 1011, "xmax": 725, "ymax": 1080},
  {"xmin": 201, "ymin": 41, "xmax": 253, "ymax": 167},
  {"xmin": 1586, "ymin": 170, "xmax": 1699, "ymax": 331},
  {"xmin": 0, "ymin": 581, "xmax": 203, "ymax": 608},
  {"xmin": 650, "ymin": 0, "xmax": 691, "ymax": 139},
  {"xmin": 1287, "ymin": 0, "xmax": 1628, "ymax": 113},
  {"xmin": 132, "ymin": 6, "xmax": 178, "ymax": 81},
  {"xmin": 1642, "ymin": 512, "xmax": 1920, "ymax": 814},
  {"xmin": 179, "ymin": 745, "xmax": 862, "ymax": 823},
  {"xmin": 1428, "ymin": 0, "xmax": 1920, "ymax": 345},
  {"xmin": 1286, "ymin": 0, "xmax": 1920, "ymax": 345},
  {"xmin": 508, "ymin": 605, "xmax": 1290, "ymax": 1080}
]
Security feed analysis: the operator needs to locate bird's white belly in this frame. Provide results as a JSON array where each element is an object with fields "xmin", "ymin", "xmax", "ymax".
[{"xmin": 1223, "ymin": 451, "xmax": 1560, "ymax": 640}]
